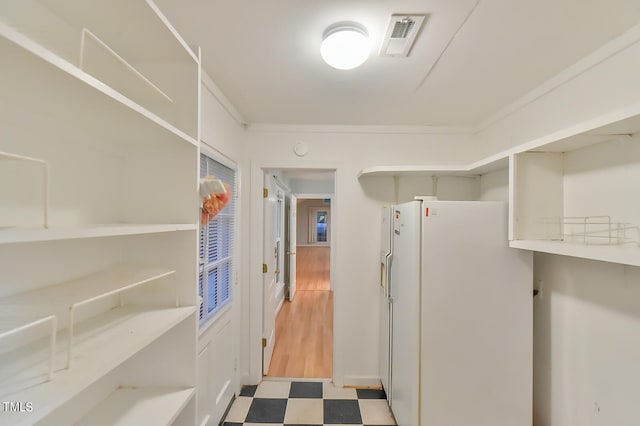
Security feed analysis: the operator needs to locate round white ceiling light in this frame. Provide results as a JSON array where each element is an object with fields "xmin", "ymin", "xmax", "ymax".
[{"xmin": 320, "ymin": 22, "xmax": 371, "ymax": 70}]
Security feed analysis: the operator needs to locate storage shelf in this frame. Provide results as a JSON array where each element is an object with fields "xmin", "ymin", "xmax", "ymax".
[
  {"xmin": 510, "ymin": 239, "xmax": 640, "ymax": 267},
  {"xmin": 74, "ymin": 386, "xmax": 195, "ymax": 426},
  {"xmin": 0, "ymin": 21, "xmax": 198, "ymax": 147},
  {"xmin": 0, "ymin": 150, "xmax": 50, "ymax": 229},
  {"xmin": 0, "ymin": 224, "xmax": 197, "ymax": 245},
  {"xmin": 0, "ymin": 305, "xmax": 196, "ymax": 425},
  {"xmin": 0, "ymin": 264, "xmax": 177, "ymax": 334},
  {"xmin": 79, "ymin": 27, "xmax": 174, "ymax": 106},
  {"xmin": 358, "ymin": 155, "xmax": 509, "ymax": 178}
]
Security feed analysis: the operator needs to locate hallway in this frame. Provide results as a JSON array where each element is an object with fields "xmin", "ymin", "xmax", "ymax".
[{"xmin": 267, "ymin": 246, "xmax": 333, "ymax": 378}]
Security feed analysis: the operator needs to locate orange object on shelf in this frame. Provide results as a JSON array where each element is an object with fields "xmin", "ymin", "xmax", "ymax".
[{"xmin": 201, "ymin": 183, "xmax": 231, "ymax": 225}]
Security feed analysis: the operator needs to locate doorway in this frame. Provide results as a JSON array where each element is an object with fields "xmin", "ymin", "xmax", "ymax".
[{"xmin": 261, "ymin": 171, "xmax": 335, "ymax": 379}]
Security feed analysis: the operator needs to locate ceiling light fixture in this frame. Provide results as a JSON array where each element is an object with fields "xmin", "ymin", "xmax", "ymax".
[{"xmin": 320, "ymin": 22, "xmax": 371, "ymax": 70}]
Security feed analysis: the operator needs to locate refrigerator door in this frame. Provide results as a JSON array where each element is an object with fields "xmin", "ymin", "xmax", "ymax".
[
  {"xmin": 420, "ymin": 201, "xmax": 533, "ymax": 426},
  {"xmin": 379, "ymin": 207, "xmax": 393, "ymax": 400},
  {"xmin": 390, "ymin": 201, "xmax": 421, "ymax": 426}
]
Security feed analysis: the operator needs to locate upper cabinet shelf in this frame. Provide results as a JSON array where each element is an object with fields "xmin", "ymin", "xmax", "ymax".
[
  {"xmin": 510, "ymin": 110, "xmax": 640, "ymax": 266},
  {"xmin": 0, "ymin": 0, "xmax": 199, "ymax": 139},
  {"xmin": 358, "ymin": 154, "xmax": 509, "ymax": 178}
]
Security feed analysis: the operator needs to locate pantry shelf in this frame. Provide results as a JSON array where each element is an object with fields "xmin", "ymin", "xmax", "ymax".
[
  {"xmin": 0, "ymin": 150, "xmax": 49, "ymax": 228},
  {"xmin": 0, "ymin": 305, "xmax": 195, "ymax": 426},
  {"xmin": 74, "ymin": 386, "xmax": 195, "ymax": 426},
  {"xmin": 0, "ymin": 223, "xmax": 197, "ymax": 244}
]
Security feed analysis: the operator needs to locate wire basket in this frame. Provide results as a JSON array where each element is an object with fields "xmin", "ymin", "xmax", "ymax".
[{"xmin": 537, "ymin": 216, "xmax": 639, "ymax": 246}]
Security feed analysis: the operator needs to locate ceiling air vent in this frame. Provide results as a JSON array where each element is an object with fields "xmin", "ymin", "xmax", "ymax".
[{"xmin": 379, "ymin": 14, "xmax": 426, "ymax": 57}]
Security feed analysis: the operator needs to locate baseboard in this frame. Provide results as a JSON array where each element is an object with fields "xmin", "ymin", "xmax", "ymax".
[
  {"xmin": 342, "ymin": 375, "xmax": 382, "ymax": 388},
  {"xmin": 275, "ymin": 284, "xmax": 285, "ymax": 316}
]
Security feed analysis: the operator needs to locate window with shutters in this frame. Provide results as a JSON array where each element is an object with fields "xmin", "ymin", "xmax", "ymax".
[{"xmin": 199, "ymin": 152, "xmax": 236, "ymax": 325}]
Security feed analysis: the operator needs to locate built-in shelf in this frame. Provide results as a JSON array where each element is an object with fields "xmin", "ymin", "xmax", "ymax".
[
  {"xmin": 0, "ymin": 224, "xmax": 197, "ymax": 245},
  {"xmin": 357, "ymin": 153, "xmax": 509, "ymax": 178},
  {"xmin": 509, "ymin": 108, "xmax": 640, "ymax": 266},
  {"xmin": 74, "ymin": 386, "xmax": 195, "ymax": 426},
  {"xmin": 0, "ymin": 305, "xmax": 195, "ymax": 426},
  {"xmin": 0, "ymin": 264, "xmax": 180, "ymax": 386},
  {"xmin": 0, "ymin": 0, "xmax": 198, "ymax": 138},
  {"xmin": 0, "ymin": 21, "xmax": 198, "ymax": 148},
  {"xmin": 0, "ymin": 1, "xmax": 199, "ymax": 423},
  {"xmin": 0, "ymin": 151, "xmax": 49, "ymax": 228},
  {"xmin": 0, "ymin": 264, "xmax": 177, "ymax": 335},
  {"xmin": 509, "ymin": 240, "xmax": 640, "ymax": 267},
  {"xmin": 79, "ymin": 28, "xmax": 174, "ymax": 106}
]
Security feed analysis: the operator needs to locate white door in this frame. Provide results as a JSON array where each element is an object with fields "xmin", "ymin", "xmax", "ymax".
[
  {"xmin": 308, "ymin": 207, "xmax": 329, "ymax": 244},
  {"xmin": 288, "ymin": 195, "xmax": 297, "ymax": 301},
  {"xmin": 262, "ymin": 174, "xmax": 278, "ymax": 375},
  {"xmin": 390, "ymin": 202, "xmax": 421, "ymax": 426}
]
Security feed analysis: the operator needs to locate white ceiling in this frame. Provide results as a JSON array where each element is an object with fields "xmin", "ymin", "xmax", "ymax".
[{"xmin": 156, "ymin": 0, "xmax": 640, "ymax": 127}]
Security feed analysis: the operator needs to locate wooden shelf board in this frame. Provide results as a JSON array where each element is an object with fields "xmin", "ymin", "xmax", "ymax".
[
  {"xmin": 0, "ymin": 305, "xmax": 196, "ymax": 425},
  {"xmin": 510, "ymin": 239, "xmax": 640, "ymax": 267},
  {"xmin": 74, "ymin": 386, "xmax": 195, "ymax": 426},
  {"xmin": 0, "ymin": 22, "xmax": 198, "ymax": 146},
  {"xmin": 0, "ymin": 224, "xmax": 197, "ymax": 245}
]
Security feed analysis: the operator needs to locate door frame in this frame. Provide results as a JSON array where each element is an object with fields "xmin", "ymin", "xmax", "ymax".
[{"xmin": 249, "ymin": 162, "xmax": 341, "ymax": 385}]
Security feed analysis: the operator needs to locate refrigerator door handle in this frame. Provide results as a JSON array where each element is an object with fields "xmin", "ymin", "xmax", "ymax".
[{"xmin": 386, "ymin": 253, "xmax": 393, "ymax": 299}]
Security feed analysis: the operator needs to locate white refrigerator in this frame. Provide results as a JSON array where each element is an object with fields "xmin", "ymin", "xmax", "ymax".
[{"xmin": 380, "ymin": 200, "xmax": 533, "ymax": 426}]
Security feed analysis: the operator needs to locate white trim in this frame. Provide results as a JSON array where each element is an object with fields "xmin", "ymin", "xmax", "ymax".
[
  {"xmin": 247, "ymin": 123, "xmax": 474, "ymax": 135},
  {"xmin": 250, "ymin": 161, "xmax": 341, "ymax": 386},
  {"xmin": 294, "ymin": 193, "xmax": 334, "ymax": 200},
  {"xmin": 261, "ymin": 377, "xmax": 332, "ymax": 383},
  {"xmin": 201, "ymin": 72, "xmax": 248, "ymax": 127},
  {"xmin": 342, "ymin": 375, "xmax": 382, "ymax": 388},
  {"xmin": 198, "ymin": 303, "xmax": 233, "ymax": 337},
  {"xmin": 200, "ymin": 142, "xmax": 239, "ymax": 172}
]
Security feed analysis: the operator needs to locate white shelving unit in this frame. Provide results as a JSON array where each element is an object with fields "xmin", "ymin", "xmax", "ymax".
[
  {"xmin": 510, "ymin": 111, "xmax": 640, "ymax": 266},
  {"xmin": 358, "ymin": 107, "xmax": 640, "ymax": 267},
  {"xmin": 0, "ymin": 223, "xmax": 197, "ymax": 245},
  {"xmin": 74, "ymin": 387, "xmax": 195, "ymax": 426},
  {"xmin": 358, "ymin": 153, "xmax": 510, "ymax": 203},
  {"xmin": 0, "ymin": 1, "xmax": 199, "ymax": 424},
  {"xmin": 357, "ymin": 154, "xmax": 509, "ymax": 178},
  {"xmin": 0, "ymin": 151, "xmax": 49, "ymax": 229}
]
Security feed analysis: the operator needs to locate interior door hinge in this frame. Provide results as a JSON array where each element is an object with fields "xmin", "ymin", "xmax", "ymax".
[
  {"xmin": 263, "ymin": 188, "xmax": 268, "ymax": 198},
  {"xmin": 262, "ymin": 263, "xmax": 268, "ymax": 273},
  {"xmin": 262, "ymin": 337, "xmax": 267, "ymax": 348}
]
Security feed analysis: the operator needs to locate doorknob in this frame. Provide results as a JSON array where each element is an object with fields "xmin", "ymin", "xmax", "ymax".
[{"xmin": 286, "ymin": 251, "xmax": 296, "ymax": 255}]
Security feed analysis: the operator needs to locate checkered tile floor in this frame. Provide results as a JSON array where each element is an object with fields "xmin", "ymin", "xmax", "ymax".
[{"xmin": 222, "ymin": 380, "xmax": 396, "ymax": 425}]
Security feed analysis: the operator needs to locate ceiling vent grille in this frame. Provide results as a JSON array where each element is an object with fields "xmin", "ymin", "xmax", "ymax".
[{"xmin": 380, "ymin": 14, "xmax": 426, "ymax": 57}]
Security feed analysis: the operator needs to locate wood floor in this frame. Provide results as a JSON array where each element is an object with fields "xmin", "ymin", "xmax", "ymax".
[{"xmin": 267, "ymin": 246, "xmax": 333, "ymax": 378}]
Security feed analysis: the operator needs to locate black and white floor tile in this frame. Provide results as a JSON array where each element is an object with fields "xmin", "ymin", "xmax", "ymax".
[{"xmin": 222, "ymin": 380, "xmax": 396, "ymax": 426}]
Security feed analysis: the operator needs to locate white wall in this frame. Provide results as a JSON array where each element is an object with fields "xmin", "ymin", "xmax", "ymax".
[
  {"xmin": 197, "ymin": 73, "xmax": 245, "ymax": 426},
  {"xmin": 533, "ymin": 254, "xmax": 640, "ymax": 426},
  {"xmin": 290, "ymin": 178, "xmax": 335, "ymax": 194},
  {"xmin": 241, "ymin": 130, "xmax": 478, "ymax": 386},
  {"xmin": 474, "ymin": 27, "xmax": 640, "ymax": 426}
]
